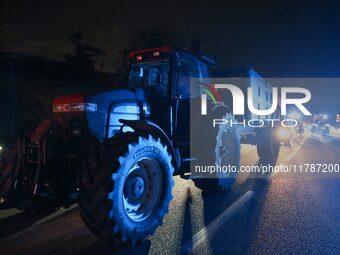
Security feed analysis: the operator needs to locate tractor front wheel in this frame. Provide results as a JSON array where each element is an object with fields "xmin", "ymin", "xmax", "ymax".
[{"xmin": 79, "ymin": 134, "xmax": 174, "ymax": 245}]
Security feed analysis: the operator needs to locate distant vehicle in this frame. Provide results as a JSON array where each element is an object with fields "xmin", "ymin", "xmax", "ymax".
[
  {"xmin": 276, "ymin": 126, "xmax": 293, "ymax": 146},
  {"xmin": 297, "ymin": 123, "xmax": 304, "ymax": 136},
  {"xmin": 323, "ymin": 124, "xmax": 331, "ymax": 135},
  {"xmin": 311, "ymin": 121, "xmax": 330, "ymax": 135},
  {"xmin": 0, "ymin": 46, "xmax": 280, "ymax": 246}
]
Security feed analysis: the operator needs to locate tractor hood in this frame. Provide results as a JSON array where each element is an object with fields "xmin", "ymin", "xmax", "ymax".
[
  {"xmin": 85, "ymin": 88, "xmax": 146, "ymax": 113},
  {"xmin": 86, "ymin": 88, "xmax": 148, "ymax": 141}
]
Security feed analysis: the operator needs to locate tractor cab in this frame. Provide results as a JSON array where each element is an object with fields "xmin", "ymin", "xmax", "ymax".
[
  {"xmin": 125, "ymin": 46, "xmax": 216, "ymax": 143},
  {"xmin": 126, "ymin": 46, "xmax": 215, "ymax": 98}
]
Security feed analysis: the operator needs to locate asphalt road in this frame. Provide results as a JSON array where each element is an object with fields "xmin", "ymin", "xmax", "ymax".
[{"xmin": 0, "ymin": 132, "xmax": 339, "ymax": 255}]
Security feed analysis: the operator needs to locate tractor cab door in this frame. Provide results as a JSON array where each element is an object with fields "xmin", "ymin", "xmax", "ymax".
[{"xmin": 172, "ymin": 53, "xmax": 200, "ymax": 147}]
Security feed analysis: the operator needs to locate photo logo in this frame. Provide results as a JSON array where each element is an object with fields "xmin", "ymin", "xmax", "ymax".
[
  {"xmin": 199, "ymin": 82, "xmax": 223, "ymax": 115},
  {"xmin": 199, "ymin": 82, "xmax": 312, "ymax": 128},
  {"xmin": 200, "ymin": 84, "xmax": 312, "ymax": 116}
]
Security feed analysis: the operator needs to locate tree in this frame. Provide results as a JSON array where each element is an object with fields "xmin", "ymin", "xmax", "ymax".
[{"xmin": 128, "ymin": 20, "xmax": 189, "ymax": 50}]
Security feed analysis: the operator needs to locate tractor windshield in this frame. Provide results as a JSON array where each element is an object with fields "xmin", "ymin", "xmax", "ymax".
[{"xmin": 128, "ymin": 59, "xmax": 169, "ymax": 97}]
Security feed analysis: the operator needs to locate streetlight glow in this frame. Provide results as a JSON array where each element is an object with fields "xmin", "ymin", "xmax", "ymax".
[{"xmin": 288, "ymin": 111, "xmax": 301, "ymax": 120}]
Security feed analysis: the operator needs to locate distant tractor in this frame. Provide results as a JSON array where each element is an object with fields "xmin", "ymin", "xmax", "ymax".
[
  {"xmin": 311, "ymin": 121, "xmax": 330, "ymax": 135},
  {"xmin": 311, "ymin": 114, "xmax": 330, "ymax": 135},
  {"xmin": 276, "ymin": 126, "xmax": 293, "ymax": 146},
  {"xmin": 0, "ymin": 46, "xmax": 280, "ymax": 245}
]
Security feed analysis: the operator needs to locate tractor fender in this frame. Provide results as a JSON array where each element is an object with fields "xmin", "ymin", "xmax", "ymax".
[
  {"xmin": 118, "ymin": 119, "xmax": 180, "ymax": 172},
  {"xmin": 31, "ymin": 119, "xmax": 63, "ymax": 144},
  {"xmin": 31, "ymin": 119, "xmax": 53, "ymax": 144}
]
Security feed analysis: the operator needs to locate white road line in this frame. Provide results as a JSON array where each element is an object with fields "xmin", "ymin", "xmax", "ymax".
[
  {"xmin": 33, "ymin": 204, "xmax": 78, "ymax": 226},
  {"xmin": 181, "ymin": 191, "xmax": 254, "ymax": 254},
  {"xmin": 268, "ymin": 136, "xmax": 308, "ymax": 181},
  {"xmin": 0, "ymin": 208, "xmax": 22, "ymax": 220},
  {"xmin": 285, "ymin": 136, "xmax": 307, "ymax": 162},
  {"xmin": 0, "ymin": 204, "xmax": 78, "ymax": 246}
]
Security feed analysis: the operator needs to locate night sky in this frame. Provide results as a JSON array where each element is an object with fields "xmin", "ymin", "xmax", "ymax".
[{"xmin": 1, "ymin": 0, "xmax": 340, "ymax": 106}]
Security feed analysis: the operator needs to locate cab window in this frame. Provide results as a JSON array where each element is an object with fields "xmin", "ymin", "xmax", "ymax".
[
  {"xmin": 177, "ymin": 56, "xmax": 199, "ymax": 99},
  {"xmin": 128, "ymin": 59, "xmax": 169, "ymax": 97}
]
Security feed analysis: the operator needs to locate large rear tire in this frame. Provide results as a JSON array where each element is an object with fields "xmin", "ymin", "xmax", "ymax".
[
  {"xmin": 79, "ymin": 134, "xmax": 174, "ymax": 245},
  {"xmin": 193, "ymin": 113, "xmax": 241, "ymax": 192}
]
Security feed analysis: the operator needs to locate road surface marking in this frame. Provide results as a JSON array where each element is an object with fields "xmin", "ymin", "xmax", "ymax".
[
  {"xmin": 0, "ymin": 208, "xmax": 22, "ymax": 220},
  {"xmin": 181, "ymin": 191, "xmax": 254, "ymax": 254},
  {"xmin": 268, "ymin": 136, "xmax": 308, "ymax": 181},
  {"xmin": 33, "ymin": 204, "xmax": 78, "ymax": 226},
  {"xmin": 285, "ymin": 136, "xmax": 307, "ymax": 162},
  {"xmin": 0, "ymin": 204, "xmax": 78, "ymax": 246}
]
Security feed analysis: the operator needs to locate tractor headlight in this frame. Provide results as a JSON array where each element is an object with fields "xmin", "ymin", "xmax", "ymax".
[
  {"xmin": 276, "ymin": 127, "xmax": 292, "ymax": 141},
  {"xmin": 112, "ymin": 104, "xmax": 150, "ymax": 117}
]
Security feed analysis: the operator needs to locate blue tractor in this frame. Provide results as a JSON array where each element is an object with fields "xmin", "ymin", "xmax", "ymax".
[{"xmin": 0, "ymin": 46, "xmax": 279, "ymax": 245}]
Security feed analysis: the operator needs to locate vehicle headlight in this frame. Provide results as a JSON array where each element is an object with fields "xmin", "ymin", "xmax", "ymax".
[
  {"xmin": 276, "ymin": 127, "xmax": 291, "ymax": 141},
  {"xmin": 112, "ymin": 104, "xmax": 150, "ymax": 117}
]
